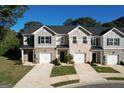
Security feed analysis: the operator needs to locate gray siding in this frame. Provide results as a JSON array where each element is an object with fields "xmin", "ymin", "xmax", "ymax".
[
  {"xmin": 56, "ymin": 35, "xmax": 69, "ymax": 45},
  {"xmin": 103, "ymin": 30, "xmax": 124, "ymax": 49},
  {"xmin": 91, "ymin": 36, "xmax": 102, "ymax": 47},
  {"xmin": 34, "ymin": 28, "xmax": 56, "ymax": 48}
]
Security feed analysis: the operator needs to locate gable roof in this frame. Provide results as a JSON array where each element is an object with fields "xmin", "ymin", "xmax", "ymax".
[
  {"xmin": 48, "ymin": 25, "xmax": 77, "ymax": 34},
  {"xmin": 21, "ymin": 25, "xmax": 124, "ymax": 36}
]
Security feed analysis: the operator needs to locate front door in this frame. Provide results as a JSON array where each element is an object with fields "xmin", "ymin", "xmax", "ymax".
[
  {"xmin": 60, "ymin": 51, "xmax": 65, "ymax": 62},
  {"xmin": 92, "ymin": 53, "xmax": 96, "ymax": 63},
  {"xmin": 28, "ymin": 52, "xmax": 33, "ymax": 62}
]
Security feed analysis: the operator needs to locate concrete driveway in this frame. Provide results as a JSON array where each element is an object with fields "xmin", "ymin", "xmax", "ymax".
[
  {"xmin": 14, "ymin": 64, "xmax": 53, "ymax": 88},
  {"xmin": 74, "ymin": 64, "xmax": 107, "ymax": 85}
]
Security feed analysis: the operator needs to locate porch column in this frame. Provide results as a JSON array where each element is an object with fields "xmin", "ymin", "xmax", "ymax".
[
  {"xmin": 21, "ymin": 49, "xmax": 24, "ymax": 63},
  {"xmin": 100, "ymin": 51, "xmax": 103, "ymax": 64}
]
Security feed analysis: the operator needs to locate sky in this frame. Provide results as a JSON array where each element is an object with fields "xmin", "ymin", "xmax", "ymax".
[{"xmin": 12, "ymin": 5, "xmax": 124, "ymax": 32}]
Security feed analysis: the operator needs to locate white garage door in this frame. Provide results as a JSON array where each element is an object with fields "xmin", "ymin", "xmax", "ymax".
[
  {"xmin": 40, "ymin": 53, "xmax": 51, "ymax": 63},
  {"xmin": 107, "ymin": 55, "xmax": 118, "ymax": 65},
  {"xmin": 73, "ymin": 53, "xmax": 85, "ymax": 63}
]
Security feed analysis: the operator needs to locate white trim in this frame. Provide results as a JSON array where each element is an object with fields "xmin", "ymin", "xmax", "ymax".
[
  {"xmin": 92, "ymin": 37, "xmax": 97, "ymax": 46},
  {"xmin": 104, "ymin": 48, "xmax": 124, "ymax": 49},
  {"xmin": 21, "ymin": 49, "xmax": 24, "ymax": 63},
  {"xmin": 32, "ymin": 25, "xmax": 56, "ymax": 35},
  {"xmin": 103, "ymin": 27, "xmax": 124, "ymax": 36},
  {"xmin": 35, "ymin": 46, "xmax": 56, "ymax": 48},
  {"xmin": 68, "ymin": 25, "xmax": 92, "ymax": 35}
]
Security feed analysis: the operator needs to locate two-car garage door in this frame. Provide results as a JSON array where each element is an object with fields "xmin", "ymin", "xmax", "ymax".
[
  {"xmin": 40, "ymin": 53, "xmax": 51, "ymax": 63},
  {"xmin": 106, "ymin": 55, "xmax": 118, "ymax": 65},
  {"xmin": 73, "ymin": 53, "xmax": 85, "ymax": 63}
]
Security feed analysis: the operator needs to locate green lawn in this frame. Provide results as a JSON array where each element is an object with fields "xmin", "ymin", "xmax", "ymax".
[
  {"xmin": 106, "ymin": 77, "xmax": 124, "ymax": 80},
  {"xmin": 50, "ymin": 66, "xmax": 77, "ymax": 77},
  {"xmin": 0, "ymin": 56, "xmax": 33, "ymax": 87},
  {"xmin": 92, "ymin": 66, "xmax": 119, "ymax": 73},
  {"xmin": 51, "ymin": 79, "xmax": 79, "ymax": 87}
]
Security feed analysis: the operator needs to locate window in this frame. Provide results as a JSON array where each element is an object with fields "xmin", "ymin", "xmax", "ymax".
[
  {"xmin": 114, "ymin": 38, "xmax": 120, "ymax": 45},
  {"xmin": 61, "ymin": 37, "xmax": 65, "ymax": 44},
  {"xmin": 45, "ymin": 36, "xmax": 51, "ymax": 44},
  {"xmin": 73, "ymin": 36, "xmax": 77, "ymax": 43},
  {"xmin": 41, "ymin": 36, "xmax": 44, "ymax": 44},
  {"xmin": 38, "ymin": 36, "xmax": 51, "ymax": 44},
  {"xmin": 107, "ymin": 38, "xmax": 120, "ymax": 46},
  {"xmin": 83, "ymin": 36, "xmax": 87, "ymax": 44},
  {"xmin": 91, "ymin": 38, "xmax": 96, "ymax": 46}
]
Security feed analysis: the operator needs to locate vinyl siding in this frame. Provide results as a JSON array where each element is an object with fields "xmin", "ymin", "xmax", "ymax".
[
  {"xmin": 69, "ymin": 28, "xmax": 92, "ymax": 62},
  {"xmin": 34, "ymin": 28, "xmax": 56, "ymax": 48},
  {"xmin": 56, "ymin": 34, "xmax": 69, "ymax": 45},
  {"xmin": 103, "ymin": 30, "xmax": 124, "ymax": 49}
]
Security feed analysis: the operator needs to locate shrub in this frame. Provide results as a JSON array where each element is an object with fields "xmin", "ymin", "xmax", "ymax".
[
  {"xmin": 52, "ymin": 58, "xmax": 61, "ymax": 66},
  {"xmin": 63, "ymin": 52, "xmax": 69, "ymax": 63},
  {"xmin": 69, "ymin": 60, "xmax": 75, "ymax": 64},
  {"xmin": 14, "ymin": 60, "xmax": 22, "ymax": 65},
  {"xmin": 120, "ymin": 61, "xmax": 124, "ymax": 66},
  {"xmin": 68, "ymin": 54, "xmax": 74, "ymax": 64},
  {"xmin": 69, "ymin": 54, "xmax": 73, "ymax": 60},
  {"xmin": 90, "ymin": 60, "xmax": 97, "ymax": 66}
]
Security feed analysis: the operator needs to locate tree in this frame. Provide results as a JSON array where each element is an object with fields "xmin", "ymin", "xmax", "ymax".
[
  {"xmin": 20, "ymin": 21, "xmax": 43, "ymax": 32},
  {"xmin": 63, "ymin": 18, "xmax": 74, "ymax": 26},
  {"xmin": 0, "ymin": 5, "xmax": 28, "ymax": 28},
  {"xmin": 63, "ymin": 17, "xmax": 101, "ymax": 27},
  {"xmin": 0, "ymin": 28, "xmax": 20, "ymax": 56},
  {"xmin": 102, "ymin": 16, "xmax": 124, "ymax": 27}
]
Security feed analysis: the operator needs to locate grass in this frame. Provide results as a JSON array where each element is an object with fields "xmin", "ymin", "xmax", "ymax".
[
  {"xmin": 92, "ymin": 65, "xmax": 119, "ymax": 73},
  {"xmin": 106, "ymin": 77, "xmax": 124, "ymax": 80},
  {"xmin": 50, "ymin": 66, "xmax": 77, "ymax": 77},
  {"xmin": 51, "ymin": 79, "xmax": 79, "ymax": 87},
  {"xmin": 0, "ymin": 56, "xmax": 33, "ymax": 87}
]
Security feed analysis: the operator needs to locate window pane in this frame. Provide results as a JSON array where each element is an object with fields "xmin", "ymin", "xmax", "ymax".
[
  {"xmin": 83, "ymin": 36, "xmax": 87, "ymax": 43},
  {"xmin": 73, "ymin": 36, "xmax": 77, "ymax": 43},
  {"xmin": 114, "ymin": 38, "xmax": 120, "ymax": 45},
  {"xmin": 45, "ymin": 36, "xmax": 51, "ymax": 44},
  {"xmin": 61, "ymin": 37, "xmax": 64, "ymax": 44},
  {"xmin": 41, "ymin": 36, "xmax": 44, "ymax": 43}
]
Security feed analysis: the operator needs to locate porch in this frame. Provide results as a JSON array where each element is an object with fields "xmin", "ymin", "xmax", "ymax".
[
  {"xmin": 21, "ymin": 45, "xmax": 35, "ymax": 63},
  {"xmin": 91, "ymin": 46, "xmax": 103, "ymax": 64}
]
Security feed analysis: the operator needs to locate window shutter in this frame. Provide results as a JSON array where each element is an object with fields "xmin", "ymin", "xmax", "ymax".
[{"xmin": 38, "ymin": 36, "xmax": 40, "ymax": 44}]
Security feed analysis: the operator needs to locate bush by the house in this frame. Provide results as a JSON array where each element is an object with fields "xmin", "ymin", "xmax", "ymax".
[
  {"xmin": 120, "ymin": 61, "xmax": 124, "ymax": 66},
  {"xmin": 63, "ymin": 52, "xmax": 69, "ymax": 63},
  {"xmin": 68, "ymin": 54, "xmax": 75, "ymax": 64},
  {"xmin": 90, "ymin": 60, "xmax": 97, "ymax": 66},
  {"xmin": 52, "ymin": 58, "xmax": 61, "ymax": 66},
  {"xmin": 14, "ymin": 60, "xmax": 22, "ymax": 65}
]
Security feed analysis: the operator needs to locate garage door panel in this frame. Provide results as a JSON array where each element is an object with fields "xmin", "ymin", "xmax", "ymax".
[
  {"xmin": 107, "ymin": 55, "xmax": 118, "ymax": 65},
  {"xmin": 40, "ymin": 53, "xmax": 51, "ymax": 63},
  {"xmin": 73, "ymin": 53, "xmax": 85, "ymax": 63}
]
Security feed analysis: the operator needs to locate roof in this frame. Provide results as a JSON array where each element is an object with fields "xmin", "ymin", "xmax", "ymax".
[
  {"xmin": 21, "ymin": 25, "xmax": 124, "ymax": 36},
  {"xmin": 91, "ymin": 46, "xmax": 103, "ymax": 50},
  {"xmin": 56, "ymin": 45, "xmax": 69, "ymax": 49},
  {"xmin": 21, "ymin": 45, "xmax": 34, "ymax": 49},
  {"xmin": 48, "ymin": 25, "xmax": 77, "ymax": 34}
]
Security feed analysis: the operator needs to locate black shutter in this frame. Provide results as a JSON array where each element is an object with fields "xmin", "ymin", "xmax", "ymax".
[{"xmin": 38, "ymin": 36, "xmax": 40, "ymax": 44}]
